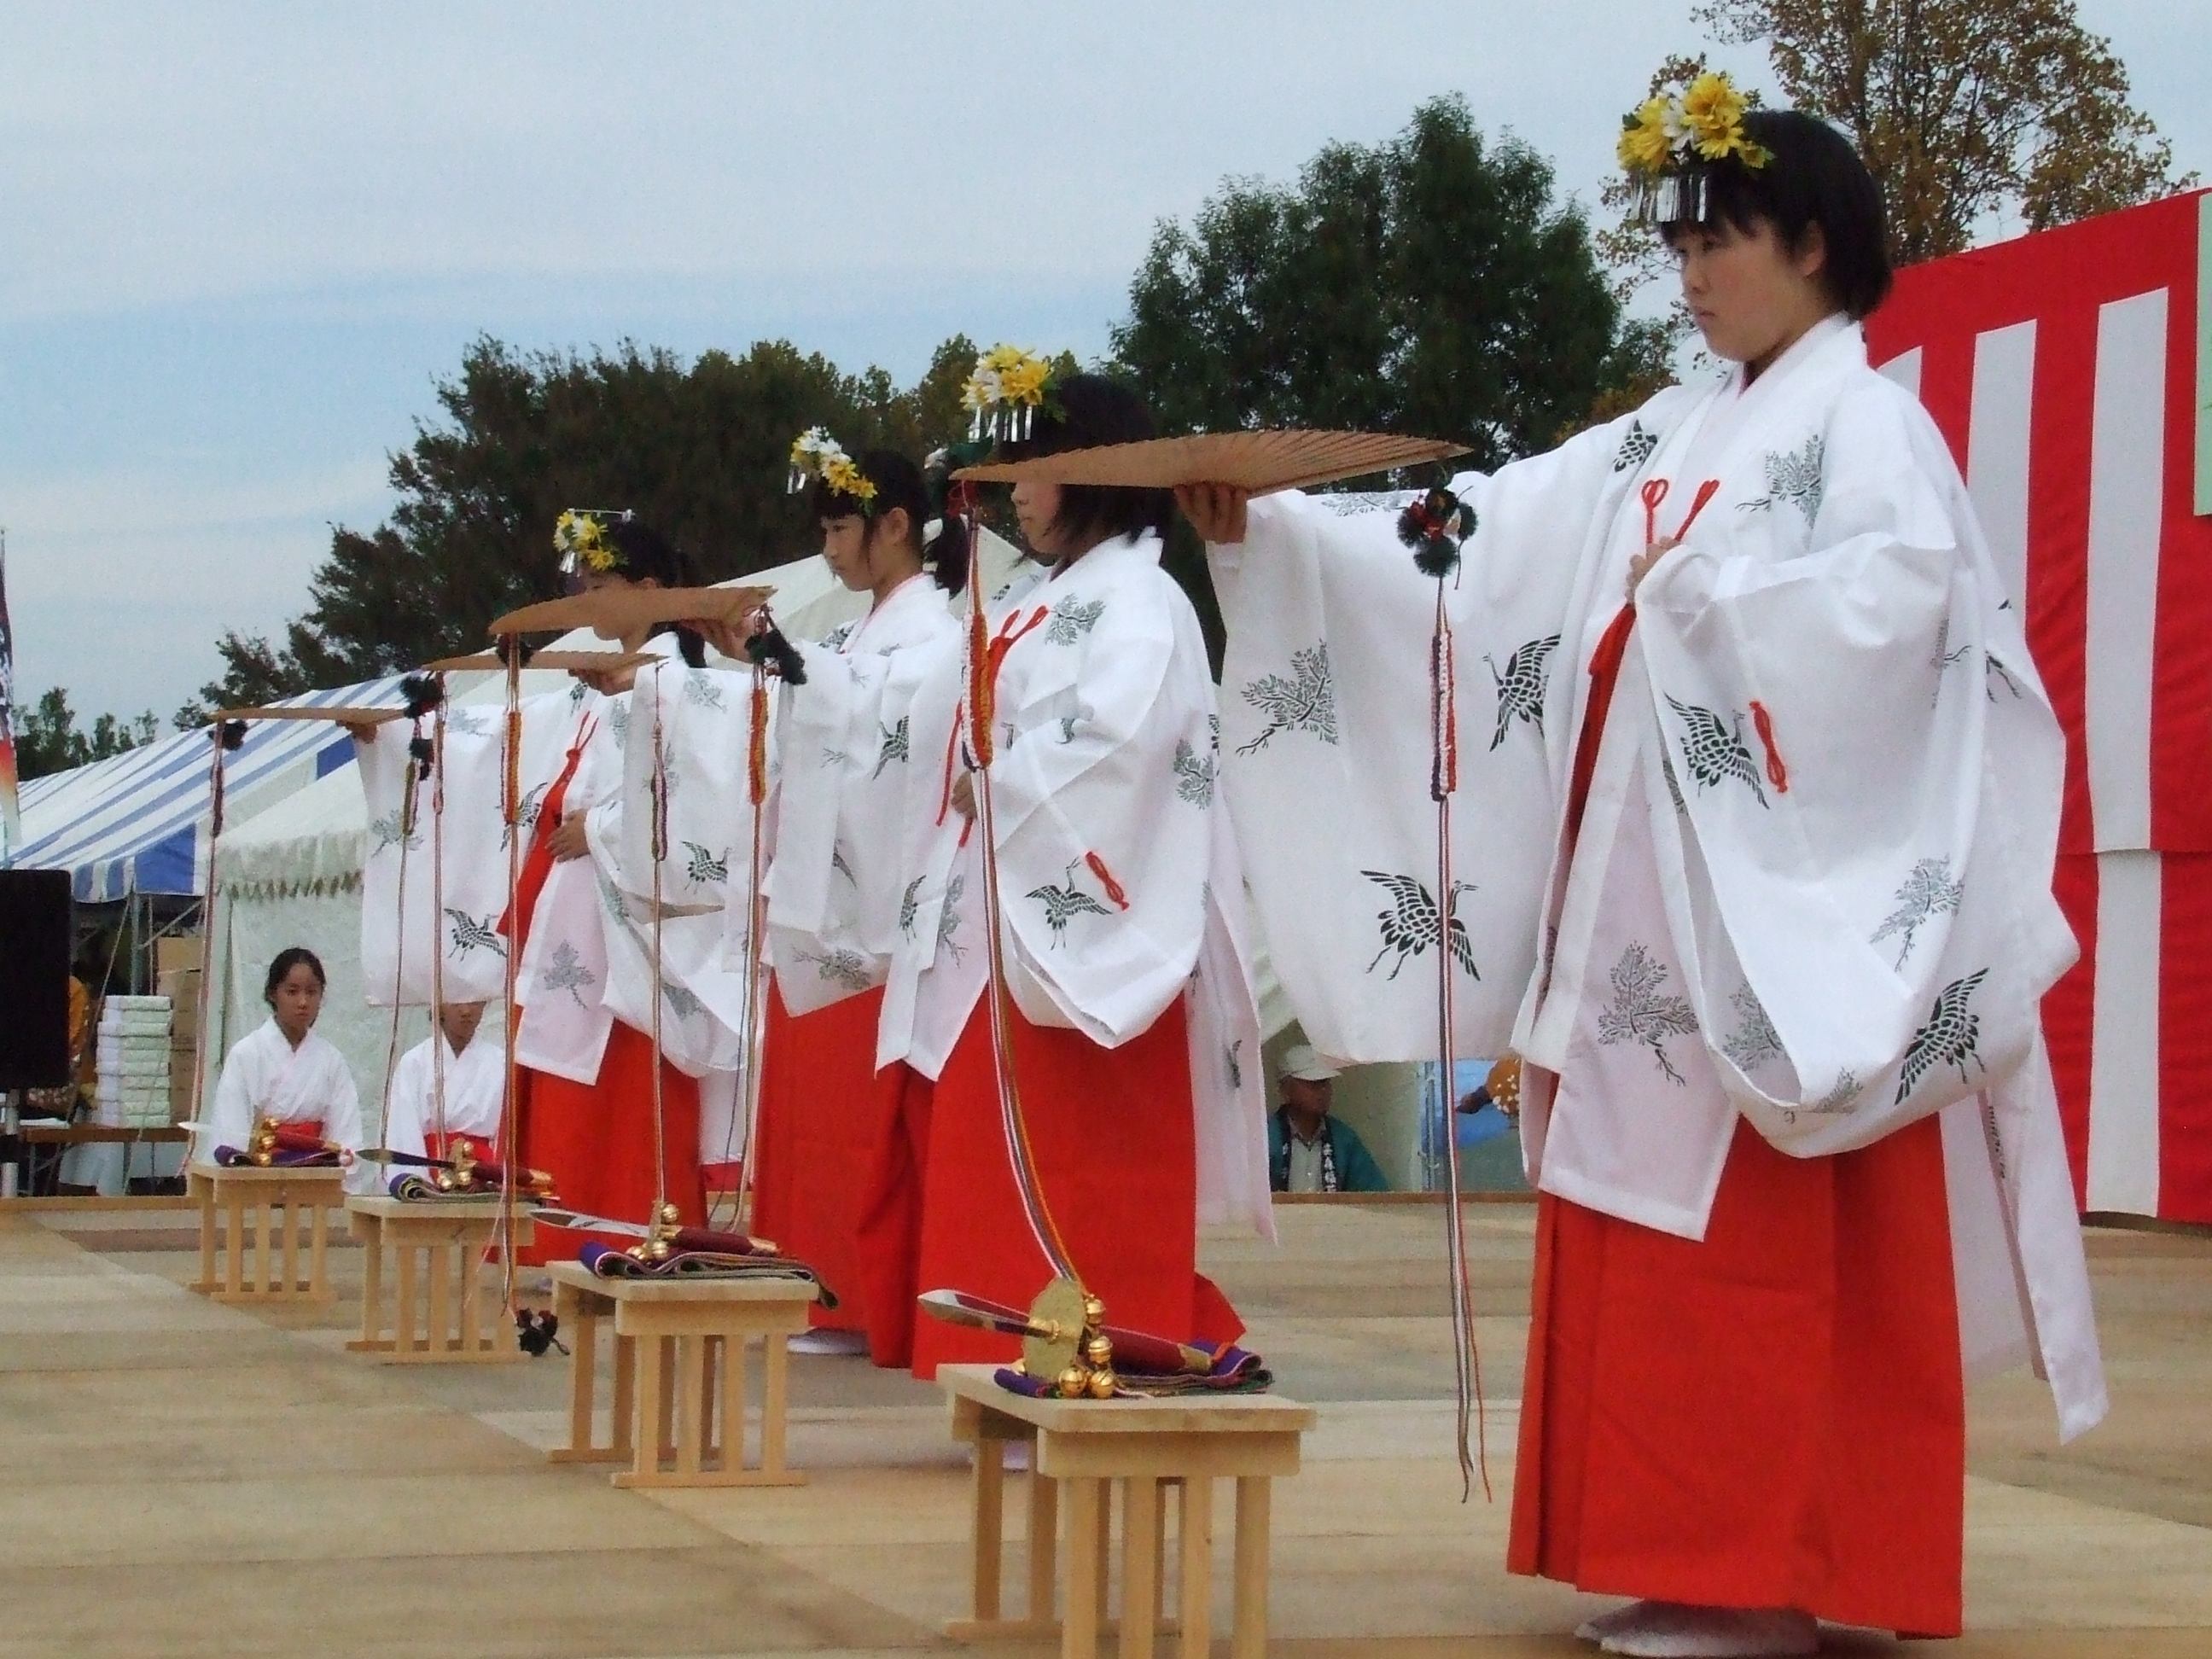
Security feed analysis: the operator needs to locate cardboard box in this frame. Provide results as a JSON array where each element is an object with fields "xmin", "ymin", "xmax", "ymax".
[{"xmin": 154, "ymin": 936, "xmax": 205, "ymax": 976}]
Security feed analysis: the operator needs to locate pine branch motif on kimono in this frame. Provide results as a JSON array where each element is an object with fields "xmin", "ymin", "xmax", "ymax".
[
  {"xmin": 800, "ymin": 946, "xmax": 872, "ymax": 992},
  {"xmin": 1045, "ymin": 596, "xmax": 1106, "ymax": 646},
  {"xmin": 1742, "ymin": 432, "xmax": 1826, "ymax": 523},
  {"xmin": 1237, "ymin": 642, "xmax": 1339, "ymax": 754},
  {"xmin": 1486, "ymin": 633, "xmax": 1560, "ymax": 749},
  {"xmin": 874, "ymin": 716, "xmax": 911, "ymax": 778},
  {"xmin": 680, "ymin": 671, "xmax": 726, "ymax": 711},
  {"xmin": 368, "ymin": 808, "xmax": 422, "ymax": 856},
  {"xmin": 1667, "ymin": 696, "xmax": 1768, "ymax": 806},
  {"xmin": 1027, "ymin": 862, "xmax": 1115, "ymax": 947},
  {"xmin": 822, "ymin": 621, "xmax": 857, "ymax": 650},
  {"xmin": 1359, "ymin": 870, "xmax": 1479, "ymax": 981},
  {"xmin": 899, "ymin": 876, "xmax": 924, "ymax": 940},
  {"xmin": 1596, "ymin": 942, "xmax": 1699, "ymax": 1086},
  {"xmin": 607, "ymin": 701, "xmax": 630, "ymax": 748},
  {"xmin": 597, "ymin": 873, "xmax": 631, "ymax": 925},
  {"xmin": 444, "ymin": 707, "xmax": 488, "ymax": 736},
  {"xmin": 1720, "ymin": 982, "xmax": 1782, "ymax": 1071},
  {"xmin": 682, "ymin": 841, "xmax": 729, "ymax": 884},
  {"xmin": 1173, "ymin": 738, "xmax": 1217, "ymax": 807},
  {"xmin": 500, "ymin": 782, "xmax": 550, "ymax": 850},
  {"xmin": 542, "ymin": 941, "xmax": 597, "ymax": 1006},
  {"xmin": 1871, "ymin": 857, "xmax": 1965, "ymax": 969},
  {"xmin": 1809, "ymin": 1069, "xmax": 1860, "ymax": 1115},
  {"xmin": 821, "ymin": 747, "xmax": 852, "ymax": 767},
  {"xmin": 445, "ymin": 909, "xmax": 506, "ymax": 959},
  {"xmin": 1897, "ymin": 969, "xmax": 1990, "ymax": 1103},
  {"xmin": 568, "ymin": 680, "xmax": 589, "ymax": 707},
  {"xmin": 937, "ymin": 874, "xmax": 967, "ymax": 962},
  {"xmin": 661, "ymin": 979, "xmax": 703, "ymax": 1020},
  {"xmin": 1225, "ymin": 1039, "xmax": 1243, "ymax": 1090},
  {"xmin": 1612, "ymin": 419, "xmax": 1659, "ymax": 474}
]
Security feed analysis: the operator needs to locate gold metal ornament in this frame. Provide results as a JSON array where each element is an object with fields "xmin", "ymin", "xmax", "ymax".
[{"xmin": 1022, "ymin": 1277, "xmax": 1088, "ymax": 1382}]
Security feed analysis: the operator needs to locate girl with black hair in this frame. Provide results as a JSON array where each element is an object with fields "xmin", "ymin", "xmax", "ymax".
[
  {"xmin": 690, "ymin": 437, "xmax": 971, "ymax": 1353},
  {"xmin": 859, "ymin": 358, "xmax": 1272, "ymax": 1377},
  {"xmin": 1187, "ymin": 82, "xmax": 2099, "ymax": 1656},
  {"xmin": 507, "ymin": 509, "xmax": 713, "ymax": 1259},
  {"xmin": 200, "ymin": 947, "xmax": 365, "ymax": 1179}
]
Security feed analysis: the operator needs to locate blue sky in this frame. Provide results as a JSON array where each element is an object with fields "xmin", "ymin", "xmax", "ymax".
[{"xmin": 4, "ymin": 1, "xmax": 2203, "ymax": 725}]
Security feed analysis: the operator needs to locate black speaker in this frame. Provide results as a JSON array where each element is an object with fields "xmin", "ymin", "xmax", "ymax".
[{"xmin": 0, "ymin": 870, "xmax": 73, "ymax": 1089}]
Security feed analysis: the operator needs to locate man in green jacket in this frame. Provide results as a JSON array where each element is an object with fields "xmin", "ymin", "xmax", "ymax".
[{"xmin": 1266, "ymin": 1045, "xmax": 1389, "ymax": 1193}]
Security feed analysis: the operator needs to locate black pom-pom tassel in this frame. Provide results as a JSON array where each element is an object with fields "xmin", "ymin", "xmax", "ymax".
[
  {"xmin": 407, "ymin": 735, "xmax": 436, "ymax": 768},
  {"xmin": 1397, "ymin": 486, "xmax": 1476, "ymax": 579},
  {"xmin": 400, "ymin": 673, "xmax": 444, "ymax": 719},
  {"xmin": 218, "ymin": 719, "xmax": 249, "ymax": 751},
  {"xmin": 745, "ymin": 622, "xmax": 808, "ymax": 686}
]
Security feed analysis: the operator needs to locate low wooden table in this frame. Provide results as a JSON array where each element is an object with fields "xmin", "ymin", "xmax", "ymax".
[
  {"xmin": 544, "ymin": 1260, "xmax": 817, "ymax": 1489},
  {"xmin": 187, "ymin": 1162, "xmax": 347, "ymax": 1303},
  {"xmin": 939, "ymin": 1363, "xmax": 1315, "ymax": 1659},
  {"xmin": 345, "ymin": 1196, "xmax": 529, "ymax": 1363}
]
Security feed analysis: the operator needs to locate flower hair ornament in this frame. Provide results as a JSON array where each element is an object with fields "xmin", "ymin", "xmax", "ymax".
[
  {"xmin": 1618, "ymin": 68, "xmax": 1770, "ymax": 223},
  {"xmin": 962, "ymin": 344, "xmax": 1061, "ymax": 444},
  {"xmin": 788, "ymin": 428, "xmax": 878, "ymax": 512},
  {"xmin": 1399, "ymin": 486, "xmax": 1477, "ymax": 579},
  {"xmin": 554, "ymin": 508, "xmax": 634, "ymax": 577}
]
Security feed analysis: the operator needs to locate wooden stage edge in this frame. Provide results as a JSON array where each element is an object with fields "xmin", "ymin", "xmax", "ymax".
[{"xmin": 0, "ymin": 1194, "xmax": 196, "ymax": 1213}]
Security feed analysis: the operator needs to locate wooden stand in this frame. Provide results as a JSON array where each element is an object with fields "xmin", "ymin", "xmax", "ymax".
[
  {"xmin": 544, "ymin": 1260, "xmax": 816, "ymax": 1489},
  {"xmin": 938, "ymin": 1364, "xmax": 1315, "ymax": 1659},
  {"xmin": 344, "ymin": 1196, "xmax": 529, "ymax": 1363},
  {"xmin": 187, "ymin": 1162, "xmax": 346, "ymax": 1303}
]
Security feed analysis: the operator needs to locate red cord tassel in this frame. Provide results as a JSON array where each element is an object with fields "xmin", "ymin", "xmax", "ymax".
[
  {"xmin": 1084, "ymin": 851, "xmax": 1131, "ymax": 911},
  {"xmin": 1749, "ymin": 700, "xmax": 1789, "ymax": 794}
]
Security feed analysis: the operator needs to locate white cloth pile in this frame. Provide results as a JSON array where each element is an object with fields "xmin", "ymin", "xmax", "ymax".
[{"xmin": 96, "ymin": 996, "xmax": 172, "ymax": 1128}]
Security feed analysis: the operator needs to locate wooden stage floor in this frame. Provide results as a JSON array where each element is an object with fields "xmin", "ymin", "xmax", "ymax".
[{"xmin": 3, "ymin": 1200, "xmax": 2207, "ymax": 1658}]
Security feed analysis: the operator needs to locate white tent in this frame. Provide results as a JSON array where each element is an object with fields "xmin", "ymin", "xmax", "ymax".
[{"xmin": 201, "ymin": 538, "xmax": 1033, "ymax": 1138}]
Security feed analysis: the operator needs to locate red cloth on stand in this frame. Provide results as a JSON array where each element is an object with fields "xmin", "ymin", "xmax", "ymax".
[
  {"xmin": 886, "ymin": 995, "xmax": 1243, "ymax": 1380},
  {"xmin": 517, "ymin": 1021, "xmax": 706, "ymax": 1265},
  {"xmin": 1508, "ymin": 1116, "xmax": 1964, "ymax": 1636},
  {"xmin": 750, "ymin": 979, "xmax": 887, "ymax": 1333}
]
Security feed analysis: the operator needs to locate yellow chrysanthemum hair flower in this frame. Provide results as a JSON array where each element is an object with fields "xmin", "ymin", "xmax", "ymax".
[
  {"xmin": 962, "ymin": 344, "xmax": 1062, "ymax": 442},
  {"xmin": 1618, "ymin": 67, "xmax": 1769, "ymax": 222},
  {"xmin": 786, "ymin": 427, "xmax": 877, "ymax": 511},
  {"xmin": 554, "ymin": 508, "xmax": 628, "ymax": 576}
]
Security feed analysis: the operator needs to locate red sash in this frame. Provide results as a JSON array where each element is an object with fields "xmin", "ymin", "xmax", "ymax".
[{"xmin": 499, "ymin": 714, "xmax": 596, "ymax": 951}]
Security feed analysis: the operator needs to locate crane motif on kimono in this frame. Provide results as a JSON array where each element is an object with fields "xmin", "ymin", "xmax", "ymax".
[
  {"xmin": 1897, "ymin": 969, "xmax": 1989, "ymax": 1103},
  {"xmin": 1359, "ymin": 870, "xmax": 1477, "ymax": 981},
  {"xmin": 1027, "ymin": 862, "xmax": 1114, "ymax": 946},
  {"xmin": 445, "ymin": 909, "xmax": 506, "ymax": 959},
  {"xmin": 1668, "ymin": 696, "xmax": 1769, "ymax": 806}
]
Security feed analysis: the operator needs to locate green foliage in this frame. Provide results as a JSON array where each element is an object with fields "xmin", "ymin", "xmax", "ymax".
[
  {"xmin": 15, "ymin": 688, "xmax": 160, "ymax": 780},
  {"xmin": 1110, "ymin": 96, "xmax": 1647, "ymax": 472},
  {"xmin": 196, "ymin": 334, "xmax": 984, "ymax": 709}
]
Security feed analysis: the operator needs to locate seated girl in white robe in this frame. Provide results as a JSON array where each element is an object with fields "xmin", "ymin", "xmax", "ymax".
[
  {"xmin": 380, "ymin": 1000, "xmax": 502, "ymax": 1168},
  {"xmin": 200, "ymin": 947, "xmax": 365, "ymax": 1187}
]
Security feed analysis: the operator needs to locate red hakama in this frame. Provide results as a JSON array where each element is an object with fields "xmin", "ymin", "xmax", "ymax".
[
  {"xmin": 518, "ymin": 1022, "xmax": 706, "ymax": 1264},
  {"xmin": 749, "ymin": 980, "xmax": 887, "ymax": 1332},
  {"xmin": 860, "ymin": 996, "xmax": 1243, "ymax": 1379},
  {"xmin": 1508, "ymin": 1113, "xmax": 1965, "ymax": 1636}
]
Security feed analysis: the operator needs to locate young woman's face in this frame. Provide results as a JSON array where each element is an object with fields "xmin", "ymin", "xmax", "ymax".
[
  {"xmin": 1010, "ymin": 480, "xmax": 1068, "ymax": 558},
  {"xmin": 269, "ymin": 964, "xmax": 324, "ymax": 1039},
  {"xmin": 1672, "ymin": 215, "xmax": 1834, "ymax": 370},
  {"xmin": 818, "ymin": 514, "xmax": 875, "ymax": 591}
]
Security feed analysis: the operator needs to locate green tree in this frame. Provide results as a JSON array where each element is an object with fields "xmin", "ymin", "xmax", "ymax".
[
  {"xmin": 16, "ymin": 689, "xmax": 159, "ymax": 780},
  {"xmin": 1699, "ymin": 0, "xmax": 2194, "ymax": 264},
  {"xmin": 1111, "ymin": 96, "xmax": 1660, "ymax": 469},
  {"xmin": 196, "ymin": 334, "xmax": 985, "ymax": 710}
]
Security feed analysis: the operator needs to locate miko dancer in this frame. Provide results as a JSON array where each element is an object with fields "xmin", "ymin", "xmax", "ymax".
[
  {"xmin": 380, "ymin": 999, "xmax": 500, "ymax": 1168},
  {"xmin": 1185, "ymin": 87, "xmax": 2104, "ymax": 1656},
  {"xmin": 869, "ymin": 362, "xmax": 1273, "ymax": 1377}
]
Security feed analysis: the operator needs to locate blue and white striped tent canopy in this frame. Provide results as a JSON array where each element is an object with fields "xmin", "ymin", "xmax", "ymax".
[{"xmin": 8, "ymin": 676, "xmax": 408, "ymax": 902}]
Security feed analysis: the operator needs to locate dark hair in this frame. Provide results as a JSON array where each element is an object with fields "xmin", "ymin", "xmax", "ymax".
[
  {"xmin": 603, "ymin": 517, "xmax": 707, "ymax": 667},
  {"xmin": 1659, "ymin": 109, "xmax": 1892, "ymax": 319},
  {"xmin": 806, "ymin": 449, "xmax": 970, "ymax": 597},
  {"xmin": 1001, "ymin": 375, "xmax": 1173, "ymax": 550},
  {"xmin": 264, "ymin": 947, "xmax": 327, "ymax": 1004}
]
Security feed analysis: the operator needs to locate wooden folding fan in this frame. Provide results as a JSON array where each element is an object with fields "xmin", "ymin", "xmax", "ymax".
[{"xmin": 952, "ymin": 429, "xmax": 1468, "ymax": 495}]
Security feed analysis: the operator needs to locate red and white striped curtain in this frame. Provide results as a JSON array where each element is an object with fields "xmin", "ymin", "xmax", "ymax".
[{"xmin": 1867, "ymin": 189, "xmax": 2212, "ymax": 1224}]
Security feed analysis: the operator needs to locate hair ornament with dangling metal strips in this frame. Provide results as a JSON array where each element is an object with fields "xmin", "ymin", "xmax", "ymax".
[
  {"xmin": 553, "ymin": 507, "xmax": 633, "ymax": 576},
  {"xmin": 1618, "ymin": 67, "xmax": 1771, "ymax": 224},
  {"xmin": 961, "ymin": 343, "xmax": 1062, "ymax": 444},
  {"xmin": 1398, "ymin": 485, "xmax": 1477, "ymax": 579},
  {"xmin": 787, "ymin": 427, "xmax": 878, "ymax": 510}
]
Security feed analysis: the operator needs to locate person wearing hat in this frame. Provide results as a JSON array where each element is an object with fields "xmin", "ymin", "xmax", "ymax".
[{"xmin": 1267, "ymin": 1045, "xmax": 1388, "ymax": 1194}]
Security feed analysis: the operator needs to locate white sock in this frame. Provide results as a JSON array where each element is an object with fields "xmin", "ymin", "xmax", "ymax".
[
  {"xmin": 1597, "ymin": 1603, "xmax": 1818, "ymax": 1657},
  {"xmin": 1576, "ymin": 1600, "xmax": 1662, "ymax": 1641}
]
